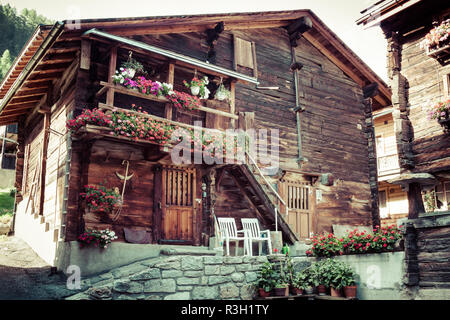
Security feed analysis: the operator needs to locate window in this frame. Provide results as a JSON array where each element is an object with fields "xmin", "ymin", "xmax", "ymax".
[
  {"xmin": 443, "ymin": 73, "xmax": 450, "ymax": 98},
  {"xmin": 379, "ymin": 189, "xmax": 388, "ymax": 218},
  {"xmin": 376, "ymin": 135, "xmax": 385, "ymax": 156},
  {"xmin": 434, "ymin": 180, "xmax": 450, "ymax": 211},
  {"xmin": 233, "ymin": 35, "xmax": 257, "ymax": 78}
]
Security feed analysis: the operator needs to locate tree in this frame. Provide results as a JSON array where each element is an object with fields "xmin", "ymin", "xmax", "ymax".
[
  {"xmin": 0, "ymin": 4, "xmax": 53, "ymax": 81},
  {"xmin": 0, "ymin": 49, "xmax": 12, "ymax": 80}
]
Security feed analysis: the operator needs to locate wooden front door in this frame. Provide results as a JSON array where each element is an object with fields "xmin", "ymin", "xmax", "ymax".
[
  {"xmin": 279, "ymin": 178, "xmax": 314, "ymax": 240},
  {"xmin": 161, "ymin": 166, "xmax": 196, "ymax": 243}
]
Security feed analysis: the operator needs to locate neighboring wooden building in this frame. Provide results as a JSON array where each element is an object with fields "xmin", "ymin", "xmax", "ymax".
[
  {"xmin": 0, "ymin": 10, "xmax": 390, "ymax": 267},
  {"xmin": 0, "ymin": 124, "xmax": 17, "ymax": 170},
  {"xmin": 357, "ymin": 0, "xmax": 450, "ymax": 219},
  {"xmin": 373, "ymin": 107, "xmax": 408, "ymax": 226}
]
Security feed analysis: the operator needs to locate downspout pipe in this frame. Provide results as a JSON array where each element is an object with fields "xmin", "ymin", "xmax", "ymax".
[
  {"xmin": 286, "ymin": 17, "xmax": 312, "ymax": 166},
  {"xmin": 291, "ymin": 51, "xmax": 307, "ymax": 165}
]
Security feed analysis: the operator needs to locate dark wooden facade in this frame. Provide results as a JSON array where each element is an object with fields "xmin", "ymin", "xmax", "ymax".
[
  {"xmin": 358, "ymin": 0, "xmax": 450, "ymax": 218},
  {"xmin": 0, "ymin": 10, "xmax": 391, "ymax": 264}
]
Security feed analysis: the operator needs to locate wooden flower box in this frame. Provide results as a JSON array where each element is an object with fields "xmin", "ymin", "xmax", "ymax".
[{"xmin": 426, "ymin": 42, "xmax": 450, "ymax": 65}]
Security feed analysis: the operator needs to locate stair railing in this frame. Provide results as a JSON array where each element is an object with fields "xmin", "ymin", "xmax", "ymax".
[{"xmin": 245, "ymin": 150, "xmax": 288, "ymax": 233}]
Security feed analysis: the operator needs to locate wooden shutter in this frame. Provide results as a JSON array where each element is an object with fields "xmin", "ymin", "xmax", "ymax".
[{"xmin": 233, "ymin": 35, "xmax": 257, "ymax": 78}]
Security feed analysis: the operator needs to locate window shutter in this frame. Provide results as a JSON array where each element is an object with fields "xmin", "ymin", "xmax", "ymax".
[{"xmin": 233, "ymin": 35, "xmax": 257, "ymax": 78}]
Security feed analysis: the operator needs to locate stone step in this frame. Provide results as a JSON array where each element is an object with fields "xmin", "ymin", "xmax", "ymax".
[{"xmin": 160, "ymin": 246, "xmax": 218, "ymax": 256}]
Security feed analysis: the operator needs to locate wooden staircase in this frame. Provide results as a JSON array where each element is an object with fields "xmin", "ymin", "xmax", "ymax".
[{"xmin": 227, "ymin": 163, "xmax": 298, "ymax": 244}]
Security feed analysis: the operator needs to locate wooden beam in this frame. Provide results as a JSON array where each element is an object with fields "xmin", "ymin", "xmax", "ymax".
[
  {"xmin": 230, "ymin": 81, "xmax": 236, "ymax": 128},
  {"xmin": 9, "ymin": 95, "xmax": 43, "ymax": 104},
  {"xmin": 80, "ymin": 40, "xmax": 91, "ymax": 70},
  {"xmin": 5, "ymin": 101, "xmax": 38, "ymax": 108},
  {"xmin": 15, "ymin": 87, "xmax": 48, "ymax": 97},
  {"xmin": 164, "ymin": 62, "xmax": 175, "ymax": 121},
  {"xmin": 38, "ymin": 110, "xmax": 50, "ymax": 215},
  {"xmin": 106, "ymin": 46, "xmax": 117, "ymax": 105}
]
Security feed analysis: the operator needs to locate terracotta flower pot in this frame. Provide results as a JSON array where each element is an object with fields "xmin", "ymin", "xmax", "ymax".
[
  {"xmin": 330, "ymin": 287, "xmax": 343, "ymax": 297},
  {"xmin": 317, "ymin": 285, "xmax": 327, "ymax": 296},
  {"xmin": 344, "ymin": 285, "xmax": 357, "ymax": 298},
  {"xmin": 273, "ymin": 286, "xmax": 289, "ymax": 296},
  {"xmin": 292, "ymin": 287, "xmax": 304, "ymax": 295},
  {"xmin": 258, "ymin": 288, "xmax": 271, "ymax": 298}
]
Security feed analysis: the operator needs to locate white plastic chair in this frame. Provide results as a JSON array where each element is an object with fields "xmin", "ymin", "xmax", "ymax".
[
  {"xmin": 216, "ymin": 217, "xmax": 249, "ymax": 256},
  {"xmin": 241, "ymin": 218, "xmax": 272, "ymax": 256}
]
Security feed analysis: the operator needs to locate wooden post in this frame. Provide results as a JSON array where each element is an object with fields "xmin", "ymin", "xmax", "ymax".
[
  {"xmin": 230, "ymin": 80, "xmax": 236, "ymax": 129},
  {"xmin": 80, "ymin": 40, "xmax": 91, "ymax": 71},
  {"xmin": 164, "ymin": 63, "xmax": 175, "ymax": 121},
  {"xmin": 407, "ymin": 182, "xmax": 425, "ymax": 219},
  {"xmin": 38, "ymin": 110, "xmax": 50, "ymax": 215},
  {"xmin": 14, "ymin": 117, "xmax": 25, "ymax": 203},
  {"xmin": 152, "ymin": 164, "xmax": 163, "ymax": 243},
  {"xmin": 106, "ymin": 47, "xmax": 117, "ymax": 106}
]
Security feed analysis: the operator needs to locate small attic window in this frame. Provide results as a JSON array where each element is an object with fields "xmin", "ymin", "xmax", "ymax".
[{"xmin": 233, "ymin": 35, "xmax": 258, "ymax": 78}]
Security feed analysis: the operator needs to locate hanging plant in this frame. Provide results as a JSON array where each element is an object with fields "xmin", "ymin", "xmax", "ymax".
[
  {"xmin": 215, "ymin": 83, "xmax": 231, "ymax": 101},
  {"xmin": 120, "ymin": 51, "xmax": 145, "ymax": 79},
  {"xmin": 183, "ymin": 75, "xmax": 210, "ymax": 99}
]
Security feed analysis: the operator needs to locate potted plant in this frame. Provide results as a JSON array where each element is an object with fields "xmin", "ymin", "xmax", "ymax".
[
  {"xmin": 214, "ymin": 83, "xmax": 231, "ymax": 101},
  {"xmin": 79, "ymin": 184, "xmax": 120, "ymax": 213},
  {"xmin": 256, "ymin": 262, "xmax": 276, "ymax": 297},
  {"xmin": 305, "ymin": 264, "xmax": 320, "ymax": 295},
  {"xmin": 183, "ymin": 76, "xmax": 210, "ymax": 99},
  {"xmin": 291, "ymin": 271, "xmax": 308, "ymax": 295},
  {"xmin": 314, "ymin": 259, "xmax": 332, "ymax": 295},
  {"xmin": 78, "ymin": 229, "xmax": 118, "ymax": 249},
  {"xmin": 121, "ymin": 52, "xmax": 145, "ymax": 79},
  {"xmin": 428, "ymin": 98, "xmax": 450, "ymax": 132},
  {"xmin": 341, "ymin": 263, "xmax": 357, "ymax": 299},
  {"xmin": 420, "ymin": 19, "xmax": 450, "ymax": 55},
  {"xmin": 273, "ymin": 279, "xmax": 289, "ymax": 296},
  {"xmin": 327, "ymin": 259, "xmax": 347, "ymax": 297}
]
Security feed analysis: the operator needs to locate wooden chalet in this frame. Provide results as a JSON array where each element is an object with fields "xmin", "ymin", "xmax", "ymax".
[
  {"xmin": 358, "ymin": 0, "xmax": 450, "ymax": 219},
  {"xmin": 0, "ymin": 10, "xmax": 391, "ymax": 267}
]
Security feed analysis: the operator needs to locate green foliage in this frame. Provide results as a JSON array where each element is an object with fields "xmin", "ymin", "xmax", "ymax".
[
  {"xmin": 0, "ymin": 4, "xmax": 53, "ymax": 81},
  {"xmin": 0, "ymin": 49, "xmax": 12, "ymax": 79},
  {"xmin": 304, "ymin": 259, "xmax": 356, "ymax": 289},
  {"xmin": 291, "ymin": 270, "xmax": 309, "ymax": 290},
  {"xmin": 256, "ymin": 262, "xmax": 277, "ymax": 292},
  {"xmin": 423, "ymin": 190, "xmax": 436, "ymax": 212},
  {"xmin": 0, "ymin": 189, "xmax": 15, "ymax": 217}
]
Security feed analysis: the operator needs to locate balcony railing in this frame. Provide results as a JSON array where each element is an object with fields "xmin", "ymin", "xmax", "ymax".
[{"xmin": 377, "ymin": 153, "xmax": 400, "ymax": 176}]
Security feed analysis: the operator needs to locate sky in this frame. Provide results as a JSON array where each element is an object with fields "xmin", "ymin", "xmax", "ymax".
[{"xmin": 3, "ymin": 0, "xmax": 388, "ymax": 81}]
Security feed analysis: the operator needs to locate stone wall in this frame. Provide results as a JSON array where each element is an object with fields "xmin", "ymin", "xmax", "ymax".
[{"xmin": 67, "ymin": 253, "xmax": 267, "ymax": 300}]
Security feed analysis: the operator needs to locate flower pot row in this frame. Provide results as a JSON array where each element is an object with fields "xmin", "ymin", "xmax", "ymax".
[
  {"xmin": 256, "ymin": 257, "xmax": 358, "ymax": 299},
  {"xmin": 258, "ymin": 284, "xmax": 357, "ymax": 298}
]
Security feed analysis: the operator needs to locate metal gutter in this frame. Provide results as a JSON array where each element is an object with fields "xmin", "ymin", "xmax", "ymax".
[
  {"xmin": 0, "ymin": 21, "xmax": 65, "ymax": 117},
  {"xmin": 82, "ymin": 28, "xmax": 259, "ymax": 85}
]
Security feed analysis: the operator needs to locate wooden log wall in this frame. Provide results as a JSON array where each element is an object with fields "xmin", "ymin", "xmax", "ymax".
[
  {"xmin": 398, "ymin": 29, "xmax": 450, "ymax": 174},
  {"xmin": 382, "ymin": 3, "xmax": 450, "ymax": 175},
  {"xmin": 82, "ymin": 140, "xmax": 155, "ymax": 242},
  {"xmin": 131, "ymin": 27, "xmax": 373, "ymax": 233}
]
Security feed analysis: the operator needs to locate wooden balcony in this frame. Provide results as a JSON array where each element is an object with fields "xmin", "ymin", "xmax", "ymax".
[{"xmin": 377, "ymin": 153, "xmax": 400, "ymax": 180}]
